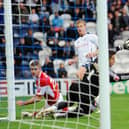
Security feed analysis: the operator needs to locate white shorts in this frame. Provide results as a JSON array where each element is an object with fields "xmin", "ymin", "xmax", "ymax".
[{"xmin": 44, "ymin": 93, "xmax": 63, "ymax": 108}]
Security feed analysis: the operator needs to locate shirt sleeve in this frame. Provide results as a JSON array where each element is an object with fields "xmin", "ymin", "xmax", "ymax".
[
  {"xmin": 36, "ymin": 73, "xmax": 50, "ymax": 96},
  {"xmin": 89, "ymin": 34, "xmax": 98, "ymax": 48}
]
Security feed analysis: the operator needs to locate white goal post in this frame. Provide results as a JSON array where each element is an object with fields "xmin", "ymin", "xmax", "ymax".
[
  {"xmin": 97, "ymin": 0, "xmax": 111, "ymax": 129},
  {"xmin": 4, "ymin": 0, "xmax": 16, "ymax": 121}
]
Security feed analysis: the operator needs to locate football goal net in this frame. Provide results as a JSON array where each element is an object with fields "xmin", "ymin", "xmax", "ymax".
[{"xmin": 0, "ymin": 0, "xmax": 110, "ymax": 129}]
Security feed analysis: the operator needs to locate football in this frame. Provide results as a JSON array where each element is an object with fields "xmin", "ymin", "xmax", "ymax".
[{"xmin": 123, "ymin": 39, "xmax": 129, "ymax": 50}]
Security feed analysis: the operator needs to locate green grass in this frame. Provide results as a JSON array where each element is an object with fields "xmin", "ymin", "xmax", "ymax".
[
  {"xmin": 111, "ymin": 94, "xmax": 129, "ymax": 129},
  {"xmin": 0, "ymin": 94, "xmax": 129, "ymax": 129}
]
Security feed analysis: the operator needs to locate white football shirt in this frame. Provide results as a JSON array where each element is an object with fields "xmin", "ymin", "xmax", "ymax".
[{"xmin": 74, "ymin": 33, "xmax": 98, "ymax": 67}]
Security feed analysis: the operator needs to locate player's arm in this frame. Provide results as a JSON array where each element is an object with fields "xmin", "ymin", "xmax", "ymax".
[
  {"xmin": 86, "ymin": 34, "xmax": 99, "ymax": 58},
  {"xmin": 110, "ymin": 69, "xmax": 120, "ymax": 82},
  {"xmin": 16, "ymin": 95, "xmax": 42, "ymax": 106},
  {"xmin": 86, "ymin": 48, "xmax": 98, "ymax": 58}
]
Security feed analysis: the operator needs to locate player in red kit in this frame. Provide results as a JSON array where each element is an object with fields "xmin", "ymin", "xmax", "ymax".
[{"xmin": 16, "ymin": 60, "xmax": 63, "ymax": 118}]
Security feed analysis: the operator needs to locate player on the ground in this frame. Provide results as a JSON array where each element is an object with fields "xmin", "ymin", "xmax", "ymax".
[
  {"xmin": 43, "ymin": 65, "xmax": 99, "ymax": 118},
  {"xmin": 16, "ymin": 59, "xmax": 64, "ymax": 118}
]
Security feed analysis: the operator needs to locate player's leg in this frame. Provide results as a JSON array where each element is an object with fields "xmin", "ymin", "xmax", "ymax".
[
  {"xmin": 35, "ymin": 93, "xmax": 65, "ymax": 118},
  {"xmin": 21, "ymin": 111, "xmax": 40, "ymax": 118},
  {"xmin": 42, "ymin": 81, "xmax": 91, "ymax": 118},
  {"xmin": 42, "ymin": 99, "xmax": 70, "ymax": 114},
  {"xmin": 36, "ymin": 81, "xmax": 89, "ymax": 118},
  {"xmin": 61, "ymin": 80, "xmax": 92, "ymax": 115},
  {"xmin": 57, "ymin": 80, "xmax": 91, "ymax": 115},
  {"xmin": 90, "ymin": 72, "xmax": 100, "ymax": 112},
  {"xmin": 35, "ymin": 99, "xmax": 49, "ymax": 118},
  {"xmin": 55, "ymin": 82, "xmax": 80, "ymax": 110},
  {"xmin": 53, "ymin": 106, "xmax": 85, "ymax": 118},
  {"xmin": 90, "ymin": 73, "xmax": 99, "ymax": 100},
  {"xmin": 39, "ymin": 83, "xmax": 78, "ymax": 118},
  {"xmin": 82, "ymin": 70, "xmax": 100, "ymax": 113},
  {"xmin": 95, "ymin": 95, "xmax": 100, "ymax": 107},
  {"xmin": 53, "ymin": 65, "xmax": 100, "ymax": 117}
]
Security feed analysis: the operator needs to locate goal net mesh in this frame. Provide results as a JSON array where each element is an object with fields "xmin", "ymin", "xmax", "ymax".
[{"xmin": 0, "ymin": 0, "xmax": 100, "ymax": 129}]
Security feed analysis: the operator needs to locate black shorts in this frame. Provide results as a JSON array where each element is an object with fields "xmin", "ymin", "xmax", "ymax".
[{"xmin": 67, "ymin": 72, "xmax": 99, "ymax": 114}]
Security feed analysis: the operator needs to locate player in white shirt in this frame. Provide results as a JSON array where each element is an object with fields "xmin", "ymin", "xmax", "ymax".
[
  {"xmin": 43, "ymin": 20, "xmax": 99, "ymax": 118},
  {"xmin": 69, "ymin": 19, "xmax": 98, "ymax": 80},
  {"xmin": 74, "ymin": 33, "xmax": 98, "ymax": 67}
]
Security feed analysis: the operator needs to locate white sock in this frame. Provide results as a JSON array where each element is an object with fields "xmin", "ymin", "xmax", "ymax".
[
  {"xmin": 22, "ymin": 111, "xmax": 33, "ymax": 117},
  {"xmin": 45, "ymin": 105, "xmax": 57, "ymax": 113},
  {"xmin": 68, "ymin": 106, "xmax": 77, "ymax": 112},
  {"xmin": 95, "ymin": 96, "xmax": 100, "ymax": 108},
  {"xmin": 53, "ymin": 112, "xmax": 66, "ymax": 118}
]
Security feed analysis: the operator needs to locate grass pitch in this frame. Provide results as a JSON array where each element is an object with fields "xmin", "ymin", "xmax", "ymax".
[
  {"xmin": 0, "ymin": 94, "xmax": 129, "ymax": 129},
  {"xmin": 111, "ymin": 94, "xmax": 129, "ymax": 129}
]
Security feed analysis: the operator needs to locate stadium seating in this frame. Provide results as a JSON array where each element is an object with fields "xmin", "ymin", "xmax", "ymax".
[
  {"xmin": 38, "ymin": 47, "xmax": 52, "ymax": 66},
  {"xmin": 64, "ymin": 59, "xmax": 78, "ymax": 78},
  {"xmin": 86, "ymin": 22, "xmax": 96, "ymax": 34},
  {"xmin": 53, "ymin": 59, "xmax": 65, "ymax": 74},
  {"xmin": 115, "ymin": 49, "xmax": 129, "ymax": 63},
  {"xmin": 49, "ymin": 14, "xmax": 55, "ymax": 25},
  {"xmin": 33, "ymin": 32, "xmax": 44, "ymax": 42},
  {"xmin": 114, "ymin": 39, "xmax": 124, "ymax": 49},
  {"xmin": 111, "ymin": 62, "xmax": 129, "ymax": 74},
  {"xmin": 61, "ymin": 14, "xmax": 72, "ymax": 30},
  {"xmin": 2, "ymin": 0, "xmax": 129, "ymax": 79},
  {"xmin": 112, "ymin": 50, "xmax": 129, "ymax": 74},
  {"xmin": 61, "ymin": 14, "xmax": 71, "ymax": 21},
  {"xmin": 63, "ymin": 20, "xmax": 73, "ymax": 30},
  {"xmin": 121, "ymin": 31, "xmax": 129, "ymax": 41}
]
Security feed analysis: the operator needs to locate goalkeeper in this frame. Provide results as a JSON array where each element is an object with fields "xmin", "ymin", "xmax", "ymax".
[
  {"xmin": 16, "ymin": 59, "xmax": 64, "ymax": 118},
  {"xmin": 43, "ymin": 64, "xmax": 99, "ymax": 118}
]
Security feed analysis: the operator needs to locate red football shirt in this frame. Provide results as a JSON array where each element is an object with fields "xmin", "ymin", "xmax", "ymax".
[{"xmin": 36, "ymin": 71, "xmax": 59, "ymax": 105}]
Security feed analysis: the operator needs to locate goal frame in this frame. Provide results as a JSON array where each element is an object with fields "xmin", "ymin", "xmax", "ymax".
[
  {"xmin": 97, "ymin": 1, "xmax": 111, "ymax": 129},
  {"xmin": 3, "ymin": 0, "xmax": 16, "ymax": 121}
]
